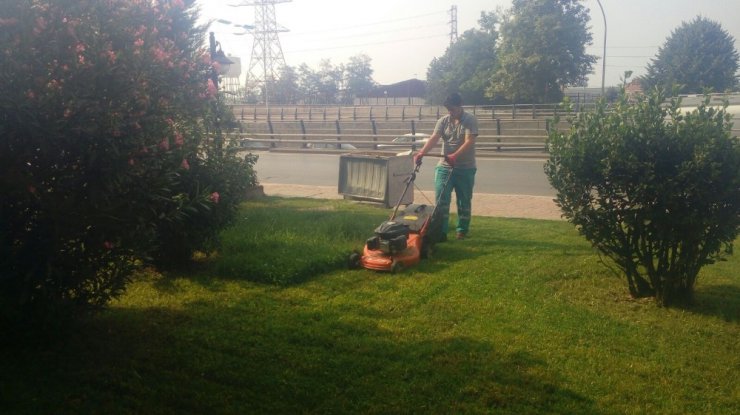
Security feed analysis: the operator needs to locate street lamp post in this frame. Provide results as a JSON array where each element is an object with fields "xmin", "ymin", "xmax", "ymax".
[
  {"xmin": 596, "ymin": 0, "xmax": 607, "ymax": 95},
  {"xmin": 209, "ymin": 32, "xmax": 234, "ymax": 158}
]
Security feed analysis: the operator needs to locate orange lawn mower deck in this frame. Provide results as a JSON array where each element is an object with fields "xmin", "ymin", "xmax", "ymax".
[{"xmin": 348, "ymin": 159, "xmax": 452, "ymax": 273}]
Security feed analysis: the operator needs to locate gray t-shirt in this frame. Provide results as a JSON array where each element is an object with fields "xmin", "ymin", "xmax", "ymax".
[{"xmin": 433, "ymin": 111, "xmax": 479, "ymax": 169}]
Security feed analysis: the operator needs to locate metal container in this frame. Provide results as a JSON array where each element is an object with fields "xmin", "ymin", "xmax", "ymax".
[{"xmin": 338, "ymin": 153, "xmax": 414, "ymax": 207}]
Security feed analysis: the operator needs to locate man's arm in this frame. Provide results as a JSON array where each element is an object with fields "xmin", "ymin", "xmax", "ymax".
[
  {"xmin": 416, "ymin": 131, "xmax": 441, "ymax": 158},
  {"xmin": 451, "ymin": 131, "xmax": 477, "ymax": 157}
]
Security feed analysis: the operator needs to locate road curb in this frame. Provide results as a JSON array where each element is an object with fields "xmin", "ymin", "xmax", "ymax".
[{"xmin": 264, "ymin": 148, "xmax": 549, "ymax": 159}]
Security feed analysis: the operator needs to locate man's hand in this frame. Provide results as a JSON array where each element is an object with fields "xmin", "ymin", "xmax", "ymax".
[
  {"xmin": 413, "ymin": 152, "xmax": 424, "ymax": 166},
  {"xmin": 445, "ymin": 153, "xmax": 457, "ymax": 167}
]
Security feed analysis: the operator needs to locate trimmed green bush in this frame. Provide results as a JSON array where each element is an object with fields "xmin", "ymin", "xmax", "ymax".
[
  {"xmin": 546, "ymin": 90, "xmax": 740, "ymax": 306},
  {"xmin": 0, "ymin": 0, "xmax": 256, "ymax": 324}
]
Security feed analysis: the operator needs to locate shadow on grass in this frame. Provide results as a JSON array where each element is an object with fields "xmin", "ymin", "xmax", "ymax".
[
  {"xmin": 205, "ymin": 198, "xmax": 390, "ymax": 286},
  {"xmin": 0, "ymin": 299, "xmax": 599, "ymax": 415},
  {"xmin": 692, "ymin": 284, "xmax": 740, "ymax": 323}
]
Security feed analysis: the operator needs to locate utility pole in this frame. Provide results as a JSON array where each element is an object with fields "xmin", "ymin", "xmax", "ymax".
[
  {"xmin": 230, "ymin": 0, "xmax": 290, "ymax": 108},
  {"xmin": 596, "ymin": 0, "xmax": 606, "ymax": 95}
]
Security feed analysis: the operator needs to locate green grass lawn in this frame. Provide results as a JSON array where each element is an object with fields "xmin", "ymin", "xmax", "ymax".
[{"xmin": 2, "ymin": 197, "xmax": 738, "ymax": 414}]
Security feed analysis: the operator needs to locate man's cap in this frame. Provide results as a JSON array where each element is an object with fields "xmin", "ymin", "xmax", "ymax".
[{"xmin": 443, "ymin": 92, "xmax": 463, "ymax": 108}]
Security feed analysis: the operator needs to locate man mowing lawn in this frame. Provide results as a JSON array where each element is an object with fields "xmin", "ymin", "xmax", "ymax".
[{"xmin": 414, "ymin": 92, "xmax": 479, "ymax": 241}]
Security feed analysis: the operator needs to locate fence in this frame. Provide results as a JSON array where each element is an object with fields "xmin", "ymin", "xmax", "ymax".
[
  {"xmin": 230, "ymin": 103, "xmax": 572, "ymax": 123},
  {"xmin": 226, "ymin": 103, "xmax": 740, "ymax": 154},
  {"xmin": 227, "ymin": 117, "xmax": 551, "ymax": 154}
]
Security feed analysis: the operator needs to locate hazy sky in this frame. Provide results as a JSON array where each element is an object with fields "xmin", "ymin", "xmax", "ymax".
[{"xmin": 199, "ymin": 0, "xmax": 740, "ymax": 88}]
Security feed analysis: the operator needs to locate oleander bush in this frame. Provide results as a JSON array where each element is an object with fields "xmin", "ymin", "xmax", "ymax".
[
  {"xmin": 0, "ymin": 0, "xmax": 256, "ymax": 324},
  {"xmin": 546, "ymin": 90, "xmax": 740, "ymax": 306}
]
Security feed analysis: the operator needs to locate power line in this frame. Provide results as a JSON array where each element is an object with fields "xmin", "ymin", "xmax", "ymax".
[
  {"xmin": 284, "ymin": 33, "xmax": 448, "ymax": 54},
  {"xmin": 287, "ymin": 9, "xmax": 448, "ymax": 36},
  {"xmin": 283, "ymin": 21, "xmax": 444, "ymax": 43},
  {"xmin": 606, "ymin": 46, "xmax": 660, "ymax": 49}
]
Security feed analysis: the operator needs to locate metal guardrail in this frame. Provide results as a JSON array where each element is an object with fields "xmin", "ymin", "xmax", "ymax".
[
  {"xmin": 231, "ymin": 103, "xmax": 569, "ymax": 122},
  {"xmin": 227, "ymin": 102, "xmax": 740, "ymax": 156},
  {"xmin": 229, "ymin": 115, "xmax": 551, "ymax": 154},
  {"xmin": 225, "ymin": 135, "xmax": 547, "ymax": 154}
]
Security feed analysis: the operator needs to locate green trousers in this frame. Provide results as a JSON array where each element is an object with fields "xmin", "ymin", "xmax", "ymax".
[{"xmin": 434, "ymin": 166, "xmax": 477, "ymax": 235}]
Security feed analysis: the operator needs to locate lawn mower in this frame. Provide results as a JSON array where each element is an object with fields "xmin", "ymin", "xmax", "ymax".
[{"xmin": 348, "ymin": 156, "xmax": 452, "ymax": 273}]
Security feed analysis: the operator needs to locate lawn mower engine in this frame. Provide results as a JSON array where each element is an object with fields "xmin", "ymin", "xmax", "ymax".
[
  {"xmin": 353, "ymin": 203, "xmax": 444, "ymax": 273},
  {"xmin": 365, "ymin": 220, "xmax": 409, "ymax": 255},
  {"xmin": 350, "ymin": 155, "xmax": 453, "ymax": 273}
]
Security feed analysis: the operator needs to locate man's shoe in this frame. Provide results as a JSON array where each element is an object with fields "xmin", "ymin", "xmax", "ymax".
[{"xmin": 456, "ymin": 232, "xmax": 465, "ymax": 240}]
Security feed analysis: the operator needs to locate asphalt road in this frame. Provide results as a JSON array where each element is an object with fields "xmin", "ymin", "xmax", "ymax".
[{"xmin": 252, "ymin": 152, "xmax": 556, "ymax": 197}]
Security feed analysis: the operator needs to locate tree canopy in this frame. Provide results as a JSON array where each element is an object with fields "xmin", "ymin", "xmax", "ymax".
[
  {"xmin": 426, "ymin": 11, "xmax": 499, "ymax": 105},
  {"xmin": 262, "ymin": 55, "xmax": 375, "ymax": 105},
  {"xmin": 488, "ymin": 0, "xmax": 596, "ymax": 103},
  {"xmin": 642, "ymin": 16, "xmax": 739, "ymax": 94},
  {"xmin": 342, "ymin": 54, "xmax": 376, "ymax": 104}
]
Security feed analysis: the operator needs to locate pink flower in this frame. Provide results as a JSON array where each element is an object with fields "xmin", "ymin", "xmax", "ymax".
[
  {"xmin": 206, "ymin": 79, "xmax": 217, "ymax": 97},
  {"xmin": 128, "ymin": 158, "xmax": 135, "ymax": 166},
  {"xmin": 134, "ymin": 38, "xmax": 144, "ymax": 48},
  {"xmin": 103, "ymin": 241, "xmax": 114, "ymax": 250},
  {"xmin": 34, "ymin": 17, "xmax": 46, "ymax": 34},
  {"xmin": 0, "ymin": 18, "xmax": 18, "ymax": 26},
  {"xmin": 180, "ymin": 159, "xmax": 190, "ymax": 170},
  {"xmin": 151, "ymin": 46, "xmax": 169, "ymax": 62},
  {"xmin": 172, "ymin": 0, "xmax": 185, "ymax": 8},
  {"xmin": 47, "ymin": 79, "xmax": 60, "ymax": 91},
  {"xmin": 174, "ymin": 132, "xmax": 184, "ymax": 146},
  {"xmin": 159, "ymin": 139, "xmax": 170, "ymax": 151},
  {"xmin": 75, "ymin": 43, "xmax": 86, "ymax": 53},
  {"xmin": 209, "ymin": 192, "xmax": 220, "ymax": 204},
  {"xmin": 106, "ymin": 50, "xmax": 117, "ymax": 64}
]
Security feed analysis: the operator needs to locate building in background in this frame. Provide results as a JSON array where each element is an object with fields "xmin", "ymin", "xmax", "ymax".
[
  {"xmin": 358, "ymin": 79, "xmax": 427, "ymax": 105},
  {"xmin": 221, "ymin": 56, "xmax": 244, "ymax": 104}
]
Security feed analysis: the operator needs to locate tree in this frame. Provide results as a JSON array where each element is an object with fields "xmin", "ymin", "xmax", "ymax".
[
  {"xmin": 316, "ymin": 59, "xmax": 342, "ymax": 105},
  {"xmin": 545, "ymin": 90, "xmax": 740, "ymax": 307},
  {"xmin": 296, "ymin": 60, "xmax": 341, "ymax": 105},
  {"xmin": 271, "ymin": 65, "xmax": 300, "ymax": 104},
  {"xmin": 342, "ymin": 54, "xmax": 376, "ymax": 104},
  {"xmin": 643, "ymin": 17, "xmax": 739, "ymax": 94},
  {"xmin": 427, "ymin": 11, "xmax": 499, "ymax": 105},
  {"xmin": 489, "ymin": 0, "xmax": 596, "ymax": 103}
]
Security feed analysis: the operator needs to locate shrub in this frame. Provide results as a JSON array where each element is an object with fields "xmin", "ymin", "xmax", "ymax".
[
  {"xmin": 545, "ymin": 90, "xmax": 740, "ymax": 307},
  {"xmin": 151, "ymin": 145, "xmax": 259, "ymax": 268},
  {"xmin": 0, "ymin": 0, "xmax": 256, "ymax": 323}
]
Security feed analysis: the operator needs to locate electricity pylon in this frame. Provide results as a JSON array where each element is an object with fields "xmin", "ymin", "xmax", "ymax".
[
  {"xmin": 230, "ymin": 0, "xmax": 290, "ymax": 106},
  {"xmin": 449, "ymin": 5, "xmax": 458, "ymax": 45}
]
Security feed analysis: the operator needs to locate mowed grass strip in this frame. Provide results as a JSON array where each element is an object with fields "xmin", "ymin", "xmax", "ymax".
[{"xmin": 2, "ymin": 197, "xmax": 738, "ymax": 414}]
